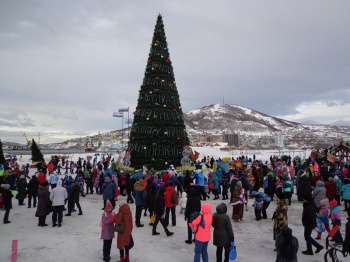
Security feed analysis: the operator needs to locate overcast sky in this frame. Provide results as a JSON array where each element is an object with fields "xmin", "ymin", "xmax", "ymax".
[{"xmin": 1, "ymin": 0, "xmax": 349, "ymax": 144}]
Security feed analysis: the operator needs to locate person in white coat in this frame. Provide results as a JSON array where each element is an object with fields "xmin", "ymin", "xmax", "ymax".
[
  {"xmin": 50, "ymin": 180, "xmax": 68, "ymax": 227},
  {"xmin": 180, "ymin": 191, "xmax": 187, "ymax": 214}
]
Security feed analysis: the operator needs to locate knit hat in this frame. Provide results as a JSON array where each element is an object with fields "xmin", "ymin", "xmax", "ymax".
[
  {"xmin": 320, "ymin": 198, "xmax": 330, "ymax": 207},
  {"xmin": 105, "ymin": 200, "xmax": 113, "ymax": 210},
  {"xmin": 330, "ymin": 199, "xmax": 338, "ymax": 207}
]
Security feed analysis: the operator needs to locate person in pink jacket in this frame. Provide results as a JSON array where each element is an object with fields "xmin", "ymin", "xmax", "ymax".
[{"xmin": 189, "ymin": 203, "xmax": 213, "ymax": 262}]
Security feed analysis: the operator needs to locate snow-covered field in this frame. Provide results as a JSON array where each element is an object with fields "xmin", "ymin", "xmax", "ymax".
[{"xmin": 1, "ymin": 151, "xmax": 348, "ymax": 262}]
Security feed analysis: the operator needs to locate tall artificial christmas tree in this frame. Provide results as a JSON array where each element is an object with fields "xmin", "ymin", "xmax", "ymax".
[
  {"xmin": 31, "ymin": 139, "xmax": 44, "ymax": 162},
  {"xmin": 126, "ymin": 14, "xmax": 190, "ymax": 171},
  {"xmin": 0, "ymin": 140, "xmax": 6, "ymax": 165}
]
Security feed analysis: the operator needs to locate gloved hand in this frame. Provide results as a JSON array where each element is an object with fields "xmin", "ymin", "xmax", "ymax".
[
  {"xmin": 109, "ymin": 217, "xmax": 115, "ymax": 224},
  {"xmin": 161, "ymin": 215, "xmax": 165, "ymax": 219}
]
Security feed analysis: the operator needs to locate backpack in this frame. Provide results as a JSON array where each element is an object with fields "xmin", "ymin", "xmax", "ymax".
[
  {"xmin": 189, "ymin": 212, "xmax": 204, "ymax": 234},
  {"xmin": 171, "ymin": 191, "xmax": 179, "ymax": 205},
  {"xmin": 84, "ymin": 172, "xmax": 91, "ymax": 179}
]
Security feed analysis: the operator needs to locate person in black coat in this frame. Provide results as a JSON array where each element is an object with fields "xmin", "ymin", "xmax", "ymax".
[
  {"xmin": 35, "ymin": 182, "xmax": 51, "ymax": 227},
  {"xmin": 301, "ymin": 194, "xmax": 323, "ymax": 255},
  {"xmin": 27, "ymin": 175, "xmax": 39, "ymax": 208},
  {"xmin": 65, "ymin": 180, "xmax": 83, "ymax": 216},
  {"xmin": 152, "ymin": 186, "xmax": 173, "ymax": 236},
  {"xmin": 184, "ymin": 187, "xmax": 201, "ymax": 244},
  {"xmin": 296, "ymin": 172, "xmax": 312, "ymax": 202},
  {"xmin": 16, "ymin": 175, "xmax": 27, "ymax": 205},
  {"xmin": 146, "ymin": 184, "xmax": 157, "ymax": 223},
  {"xmin": 125, "ymin": 173, "xmax": 135, "ymax": 204},
  {"xmin": 1, "ymin": 184, "xmax": 13, "ymax": 223},
  {"xmin": 275, "ymin": 226, "xmax": 299, "ymax": 262},
  {"xmin": 212, "ymin": 202, "xmax": 234, "ymax": 262},
  {"xmin": 265, "ymin": 175, "xmax": 277, "ymax": 201},
  {"xmin": 183, "ymin": 170, "xmax": 193, "ymax": 195}
]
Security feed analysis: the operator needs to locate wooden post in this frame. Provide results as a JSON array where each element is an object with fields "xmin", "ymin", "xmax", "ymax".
[{"xmin": 11, "ymin": 240, "xmax": 18, "ymax": 262}]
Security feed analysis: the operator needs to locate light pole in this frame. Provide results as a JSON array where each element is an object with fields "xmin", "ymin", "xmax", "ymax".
[{"xmin": 34, "ymin": 129, "xmax": 45, "ymax": 148}]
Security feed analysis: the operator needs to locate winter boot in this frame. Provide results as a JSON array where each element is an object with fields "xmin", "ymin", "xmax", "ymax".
[
  {"xmin": 166, "ymin": 230, "xmax": 174, "ymax": 237},
  {"xmin": 125, "ymin": 254, "xmax": 130, "ymax": 262},
  {"xmin": 117, "ymin": 256, "xmax": 125, "ymax": 262},
  {"xmin": 152, "ymin": 230, "xmax": 160, "ymax": 235}
]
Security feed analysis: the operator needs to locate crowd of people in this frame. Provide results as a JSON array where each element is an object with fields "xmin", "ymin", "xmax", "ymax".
[{"xmin": 1, "ymin": 149, "xmax": 350, "ymax": 261}]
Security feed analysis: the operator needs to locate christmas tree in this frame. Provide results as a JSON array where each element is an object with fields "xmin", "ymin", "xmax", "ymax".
[
  {"xmin": 31, "ymin": 139, "xmax": 44, "ymax": 162},
  {"xmin": 0, "ymin": 140, "xmax": 6, "ymax": 165},
  {"xmin": 127, "ymin": 14, "xmax": 190, "ymax": 171}
]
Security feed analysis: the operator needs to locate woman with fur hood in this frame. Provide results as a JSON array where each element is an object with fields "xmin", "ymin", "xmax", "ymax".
[
  {"xmin": 312, "ymin": 180, "xmax": 326, "ymax": 209},
  {"xmin": 114, "ymin": 202, "xmax": 133, "ymax": 262},
  {"xmin": 212, "ymin": 203, "xmax": 234, "ymax": 262},
  {"xmin": 273, "ymin": 194, "xmax": 289, "ymax": 241},
  {"xmin": 231, "ymin": 181, "xmax": 245, "ymax": 221}
]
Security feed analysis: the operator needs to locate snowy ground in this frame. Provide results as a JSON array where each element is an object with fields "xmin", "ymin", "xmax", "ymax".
[{"xmin": 1, "ymin": 152, "xmax": 349, "ymax": 262}]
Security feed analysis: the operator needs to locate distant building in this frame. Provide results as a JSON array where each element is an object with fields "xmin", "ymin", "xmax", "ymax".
[
  {"xmin": 222, "ymin": 133, "xmax": 239, "ymax": 147},
  {"xmin": 275, "ymin": 133, "xmax": 284, "ymax": 148}
]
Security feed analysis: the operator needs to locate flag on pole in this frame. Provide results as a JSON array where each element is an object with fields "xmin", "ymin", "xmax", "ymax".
[
  {"xmin": 113, "ymin": 112, "xmax": 123, "ymax": 117},
  {"xmin": 118, "ymin": 108, "xmax": 129, "ymax": 113}
]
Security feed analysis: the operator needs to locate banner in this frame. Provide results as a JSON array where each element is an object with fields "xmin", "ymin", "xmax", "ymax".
[
  {"xmin": 118, "ymin": 108, "xmax": 129, "ymax": 113},
  {"xmin": 113, "ymin": 112, "xmax": 123, "ymax": 117}
]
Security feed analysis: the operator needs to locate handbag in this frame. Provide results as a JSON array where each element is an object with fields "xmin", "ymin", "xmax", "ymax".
[
  {"xmin": 127, "ymin": 234, "xmax": 134, "ymax": 249},
  {"xmin": 229, "ymin": 241, "xmax": 237, "ymax": 261},
  {"xmin": 114, "ymin": 221, "xmax": 125, "ymax": 233},
  {"xmin": 149, "ymin": 214, "xmax": 156, "ymax": 224}
]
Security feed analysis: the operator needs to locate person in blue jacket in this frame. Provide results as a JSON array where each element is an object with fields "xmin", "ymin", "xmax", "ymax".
[
  {"xmin": 193, "ymin": 169, "xmax": 209, "ymax": 201},
  {"xmin": 250, "ymin": 191, "xmax": 271, "ymax": 220}
]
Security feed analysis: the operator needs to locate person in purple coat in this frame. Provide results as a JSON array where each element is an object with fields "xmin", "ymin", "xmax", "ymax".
[
  {"xmin": 100, "ymin": 200, "xmax": 115, "ymax": 262},
  {"xmin": 35, "ymin": 182, "xmax": 52, "ymax": 227}
]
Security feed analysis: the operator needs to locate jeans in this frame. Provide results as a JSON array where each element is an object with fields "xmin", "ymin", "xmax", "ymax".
[
  {"xmin": 52, "ymin": 205, "xmax": 64, "ymax": 224},
  {"xmin": 194, "ymin": 240, "xmax": 209, "ymax": 262},
  {"xmin": 304, "ymin": 227, "xmax": 322, "ymax": 251}
]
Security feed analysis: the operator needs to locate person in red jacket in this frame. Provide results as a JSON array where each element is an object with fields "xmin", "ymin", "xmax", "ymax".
[
  {"xmin": 164, "ymin": 182, "xmax": 177, "ymax": 226},
  {"xmin": 324, "ymin": 177, "xmax": 337, "ymax": 202},
  {"xmin": 162, "ymin": 171, "xmax": 170, "ymax": 185},
  {"xmin": 37, "ymin": 171, "xmax": 47, "ymax": 185},
  {"xmin": 189, "ymin": 203, "xmax": 213, "ymax": 262}
]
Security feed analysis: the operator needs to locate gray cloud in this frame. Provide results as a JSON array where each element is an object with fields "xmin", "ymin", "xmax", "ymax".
[{"xmin": 0, "ymin": 0, "xmax": 349, "ymax": 143}]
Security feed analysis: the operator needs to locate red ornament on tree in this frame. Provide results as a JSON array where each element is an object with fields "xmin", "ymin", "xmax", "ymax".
[{"xmin": 173, "ymin": 108, "xmax": 176, "ymax": 112}]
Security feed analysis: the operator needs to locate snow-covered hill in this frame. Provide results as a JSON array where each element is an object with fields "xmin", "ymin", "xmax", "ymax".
[{"xmin": 43, "ymin": 103, "xmax": 350, "ymax": 149}]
